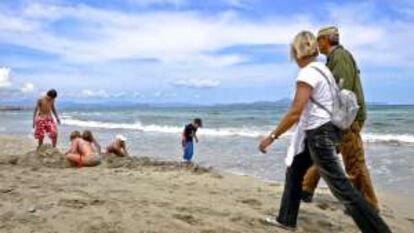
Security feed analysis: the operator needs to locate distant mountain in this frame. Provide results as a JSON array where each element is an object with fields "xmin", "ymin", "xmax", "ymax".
[
  {"xmin": 0, "ymin": 97, "xmax": 410, "ymax": 110},
  {"xmin": 215, "ymin": 98, "xmax": 292, "ymax": 108},
  {"xmin": 366, "ymin": 101, "xmax": 389, "ymax": 106},
  {"xmin": 0, "ymin": 106, "xmax": 27, "ymax": 111}
]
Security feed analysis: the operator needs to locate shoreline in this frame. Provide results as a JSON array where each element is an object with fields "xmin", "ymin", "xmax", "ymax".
[
  {"xmin": 0, "ymin": 135, "xmax": 413, "ymax": 233},
  {"xmin": 1, "ymin": 134, "xmax": 413, "ymax": 197}
]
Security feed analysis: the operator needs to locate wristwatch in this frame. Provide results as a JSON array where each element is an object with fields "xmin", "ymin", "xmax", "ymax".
[{"xmin": 270, "ymin": 133, "xmax": 278, "ymax": 140}]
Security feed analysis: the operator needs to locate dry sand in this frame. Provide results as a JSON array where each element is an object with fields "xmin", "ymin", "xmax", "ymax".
[{"xmin": 0, "ymin": 136, "xmax": 412, "ymax": 233}]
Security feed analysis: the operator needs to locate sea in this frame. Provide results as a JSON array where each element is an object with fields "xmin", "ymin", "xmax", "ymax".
[{"xmin": 1, "ymin": 104, "xmax": 413, "ymax": 194}]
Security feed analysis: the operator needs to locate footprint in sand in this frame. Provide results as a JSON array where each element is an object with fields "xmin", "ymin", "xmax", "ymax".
[
  {"xmin": 0, "ymin": 187, "xmax": 14, "ymax": 193},
  {"xmin": 58, "ymin": 198, "xmax": 105, "ymax": 209},
  {"xmin": 380, "ymin": 205, "xmax": 395, "ymax": 219},
  {"xmin": 231, "ymin": 215, "xmax": 259, "ymax": 227},
  {"xmin": 184, "ymin": 181, "xmax": 196, "ymax": 186},
  {"xmin": 172, "ymin": 213, "xmax": 201, "ymax": 225},
  {"xmin": 238, "ymin": 198, "xmax": 262, "ymax": 207},
  {"xmin": 0, "ymin": 211, "xmax": 15, "ymax": 222},
  {"xmin": 316, "ymin": 202, "xmax": 330, "ymax": 210},
  {"xmin": 210, "ymin": 173, "xmax": 224, "ymax": 179},
  {"xmin": 175, "ymin": 206, "xmax": 230, "ymax": 217},
  {"xmin": 200, "ymin": 228, "xmax": 240, "ymax": 233},
  {"xmin": 81, "ymin": 221, "xmax": 124, "ymax": 233},
  {"xmin": 314, "ymin": 201, "xmax": 340, "ymax": 212},
  {"xmin": 406, "ymin": 218, "xmax": 414, "ymax": 225}
]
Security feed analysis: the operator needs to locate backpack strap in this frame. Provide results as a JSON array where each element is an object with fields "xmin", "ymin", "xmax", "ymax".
[
  {"xmin": 309, "ymin": 66, "xmax": 335, "ymax": 116},
  {"xmin": 310, "ymin": 96, "xmax": 332, "ymax": 115},
  {"xmin": 312, "ymin": 66, "xmax": 332, "ymax": 86}
]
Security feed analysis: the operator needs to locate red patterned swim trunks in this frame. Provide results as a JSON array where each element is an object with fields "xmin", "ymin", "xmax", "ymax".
[{"xmin": 34, "ymin": 116, "xmax": 57, "ymax": 141}]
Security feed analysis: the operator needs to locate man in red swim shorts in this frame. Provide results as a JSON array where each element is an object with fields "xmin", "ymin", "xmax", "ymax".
[{"xmin": 32, "ymin": 89, "xmax": 61, "ymax": 148}]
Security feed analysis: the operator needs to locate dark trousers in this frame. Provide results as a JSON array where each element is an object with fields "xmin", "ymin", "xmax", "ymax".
[
  {"xmin": 277, "ymin": 123, "xmax": 391, "ymax": 233},
  {"xmin": 302, "ymin": 121, "xmax": 379, "ymax": 210}
]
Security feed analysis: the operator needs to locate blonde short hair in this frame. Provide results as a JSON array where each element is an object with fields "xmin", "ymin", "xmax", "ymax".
[{"xmin": 290, "ymin": 31, "xmax": 319, "ymax": 60}]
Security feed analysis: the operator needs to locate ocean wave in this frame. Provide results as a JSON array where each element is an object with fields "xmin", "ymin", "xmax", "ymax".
[
  {"xmin": 62, "ymin": 118, "xmax": 414, "ymax": 144},
  {"xmin": 62, "ymin": 118, "xmax": 265, "ymax": 138},
  {"xmin": 362, "ymin": 133, "xmax": 414, "ymax": 145}
]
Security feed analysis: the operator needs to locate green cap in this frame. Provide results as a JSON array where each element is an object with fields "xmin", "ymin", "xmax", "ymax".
[{"xmin": 317, "ymin": 26, "xmax": 339, "ymax": 38}]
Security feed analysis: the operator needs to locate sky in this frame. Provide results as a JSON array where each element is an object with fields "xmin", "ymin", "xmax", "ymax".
[{"xmin": 0, "ymin": 0, "xmax": 413, "ymax": 105}]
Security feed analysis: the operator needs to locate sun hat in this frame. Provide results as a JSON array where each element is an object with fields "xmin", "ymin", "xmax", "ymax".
[
  {"xmin": 116, "ymin": 134, "xmax": 127, "ymax": 142},
  {"xmin": 317, "ymin": 26, "xmax": 339, "ymax": 38}
]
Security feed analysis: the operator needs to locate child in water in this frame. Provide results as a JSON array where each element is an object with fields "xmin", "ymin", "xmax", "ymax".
[{"xmin": 182, "ymin": 118, "xmax": 202, "ymax": 167}]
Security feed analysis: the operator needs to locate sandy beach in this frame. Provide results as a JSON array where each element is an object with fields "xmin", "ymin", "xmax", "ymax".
[{"xmin": 0, "ymin": 136, "xmax": 412, "ymax": 233}]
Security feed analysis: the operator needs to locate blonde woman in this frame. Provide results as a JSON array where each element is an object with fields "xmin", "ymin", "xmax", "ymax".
[{"xmin": 258, "ymin": 31, "xmax": 391, "ymax": 232}]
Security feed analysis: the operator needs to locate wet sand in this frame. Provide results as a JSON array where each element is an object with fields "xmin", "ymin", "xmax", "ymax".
[{"xmin": 0, "ymin": 136, "xmax": 412, "ymax": 233}]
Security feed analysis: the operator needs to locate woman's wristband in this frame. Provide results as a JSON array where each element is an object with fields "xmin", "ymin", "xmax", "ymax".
[{"xmin": 270, "ymin": 133, "xmax": 278, "ymax": 140}]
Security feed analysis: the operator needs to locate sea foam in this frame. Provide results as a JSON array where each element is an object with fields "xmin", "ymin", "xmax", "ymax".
[
  {"xmin": 62, "ymin": 118, "xmax": 264, "ymax": 138},
  {"xmin": 62, "ymin": 118, "xmax": 414, "ymax": 144}
]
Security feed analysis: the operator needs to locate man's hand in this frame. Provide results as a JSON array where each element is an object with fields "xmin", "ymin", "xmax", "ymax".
[{"xmin": 258, "ymin": 136, "xmax": 274, "ymax": 154}]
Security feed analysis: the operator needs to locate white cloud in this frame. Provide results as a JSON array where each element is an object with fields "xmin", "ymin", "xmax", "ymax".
[
  {"xmin": 153, "ymin": 91, "xmax": 162, "ymax": 97},
  {"xmin": 324, "ymin": 3, "xmax": 414, "ymax": 67},
  {"xmin": 70, "ymin": 89, "xmax": 144, "ymax": 99},
  {"xmin": 0, "ymin": 67, "xmax": 35, "ymax": 96},
  {"xmin": 2, "ymin": 1, "xmax": 411, "ymax": 70},
  {"xmin": 79, "ymin": 89, "xmax": 110, "ymax": 98},
  {"xmin": 0, "ymin": 1, "xmax": 413, "ymax": 103},
  {"xmin": 20, "ymin": 82, "xmax": 35, "ymax": 93},
  {"xmin": 132, "ymin": 92, "xmax": 143, "ymax": 98},
  {"xmin": 0, "ymin": 67, "xmax": 12, "ymax": 88},
  {"xmin": 0, "ymin": 3, "xmax": 311, "ymax": 65},
  {"xmin": 0, "ymin": 14, "xmax": 38, "ymax": 33},
  {"xmin": 152, "ymin": 91, "xmax": 177, "ymax": 98},
  {"xmin": 173, "ymin": 79, "xmax": 221, "ymax": 89},
  {"xmin": 225, "ymin": 0, "xmax": 250, "ymax": 9},
  {"xmin": 126, "ymin": 0, "xmax": 187, "ymax": 7}
]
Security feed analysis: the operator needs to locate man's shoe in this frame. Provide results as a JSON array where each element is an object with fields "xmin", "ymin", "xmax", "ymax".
[
  {"xmin": 263, "ymin": 217, "xmax": 296, "ymax": 231},
  {"xmin": 301, "ymin": 191, "xmax": 314, "ymax": 203}
]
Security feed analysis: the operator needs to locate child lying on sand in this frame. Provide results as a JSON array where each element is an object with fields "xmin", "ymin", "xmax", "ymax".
[{"xmin": 106, "ymin": 134, "xmax": 129, "ymax": 157}]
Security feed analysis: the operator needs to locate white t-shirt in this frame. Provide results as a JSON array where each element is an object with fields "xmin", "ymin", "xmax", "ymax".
[
  {"xmin": 285, "ymin": 61, "xmax": 336, "ymax": 166},
  {"xmin": 296, "ymin": 61, "xmax": 335, "ymax": 130}
]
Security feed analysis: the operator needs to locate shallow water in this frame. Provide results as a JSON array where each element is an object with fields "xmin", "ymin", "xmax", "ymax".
[{"xmin": 1, "ymin": 104, "xmax": 413, "ymax": 194}]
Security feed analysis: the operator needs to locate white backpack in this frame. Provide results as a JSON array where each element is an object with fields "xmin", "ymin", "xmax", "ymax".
[{"xmin": 310, "ymin": 66, "xmax": 359, "ymax": 130}]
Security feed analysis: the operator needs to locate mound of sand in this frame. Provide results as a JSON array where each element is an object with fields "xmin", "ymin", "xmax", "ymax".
[
  {"xmin": 103, "ymin": 154, "xmax": 213, "ymax": 174},
  {"xmin": 0, "ymin": 144, "xmax": 213, "ymax": 174},
  {"xmin": 0, "ymin": 144, "xmax": 70, "ymax": 169}
]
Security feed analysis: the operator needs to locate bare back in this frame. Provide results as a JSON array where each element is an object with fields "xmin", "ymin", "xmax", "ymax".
[{"xmin": 36, "ymin": 97, "xmax": 54, "ymax": 118}]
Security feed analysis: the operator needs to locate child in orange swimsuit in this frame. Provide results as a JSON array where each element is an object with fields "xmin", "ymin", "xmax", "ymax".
[
  {"xmin": 65, "ymin": 131, "xmax": 83, "ymax": 167},
  {"xmin": 65, "ymin": 130, "xmax": 101, "ymax": 167}
]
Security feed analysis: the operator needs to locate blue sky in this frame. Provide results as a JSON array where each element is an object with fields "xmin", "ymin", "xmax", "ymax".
[{"xmin": 0, "ymin": 0, "xmax": 413, "ymax": 105}]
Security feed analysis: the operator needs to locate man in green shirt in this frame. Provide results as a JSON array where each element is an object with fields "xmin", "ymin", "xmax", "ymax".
[{"xmin": 301, "ymin": 26, "xmax": 379, "ymax": 211}]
